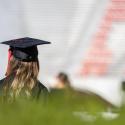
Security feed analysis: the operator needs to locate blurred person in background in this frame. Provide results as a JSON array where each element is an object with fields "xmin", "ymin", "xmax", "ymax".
[
  {"xmin": 49, "ymin": 72, "xmax": 115, "ymax": 112},
  {"xmin": 49, "ymin": 72, "xmax": 73, "ymax": 98},
  {"xmin": 121, "ymin": 80, "xmax": 125, "ymax": 104},
  {"xmin": 0, "ymin": 37, "xmax": 50, "ymax": 102},
  {"xmin": 50, "ymin": 72, "xmax": 71, "ymax": 90}
]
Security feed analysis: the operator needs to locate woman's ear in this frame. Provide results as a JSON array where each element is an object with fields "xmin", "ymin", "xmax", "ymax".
[{"xmin": 5, "ymin": 49, "xmax": 13, "ymax": 76}]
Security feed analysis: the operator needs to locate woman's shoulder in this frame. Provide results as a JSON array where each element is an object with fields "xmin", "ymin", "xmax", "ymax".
[
  {"xmin": 36, "ymin": 80, "xmax": 48, "ymax": 91},
  {"xmin": 0, "ymin": 77, "xmax": 5, "ymax": 87},
  {"xmin": 0, "ymin": 77, "xmax": 5, "ymax": 83},
  {"xmin": 0, "ymin": 74, "xmax": 15, "ymax": 87},
  {"xmin": 32, "ymin": 80, "xmax": 49, "ymax": 99}
]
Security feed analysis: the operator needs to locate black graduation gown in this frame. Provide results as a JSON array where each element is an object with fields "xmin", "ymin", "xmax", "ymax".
[{"xmin": 0, "ymin": 74, "xmax": 49, "ymax": 100}]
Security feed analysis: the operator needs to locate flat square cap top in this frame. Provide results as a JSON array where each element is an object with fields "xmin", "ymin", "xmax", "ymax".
[
  {"xmin": 0, "ymin": 37, "xmax": 51, "ymax": 62},
  {"xmin": 1, "ymin": 37, "xmax": 51, "ymax": 48}
]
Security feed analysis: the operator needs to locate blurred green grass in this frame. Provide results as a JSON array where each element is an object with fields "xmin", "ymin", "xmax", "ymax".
[{"xmin": 0, "ymin": 89, "xmax": 124, "ymax": 125}]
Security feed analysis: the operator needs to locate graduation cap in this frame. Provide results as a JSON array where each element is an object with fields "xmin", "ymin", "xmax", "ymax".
[{"xmin": 1, "ymin": 37, "xmax": 51, "ymax": 62}]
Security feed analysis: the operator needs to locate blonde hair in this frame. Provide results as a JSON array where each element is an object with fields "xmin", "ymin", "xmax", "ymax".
[{"xmin": 3, "ymin": 56, "xmax": 39, "ymax": 99}]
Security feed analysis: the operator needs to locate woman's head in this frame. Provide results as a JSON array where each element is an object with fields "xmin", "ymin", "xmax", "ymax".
[
  {"xmin": 6, "ymin": 46, "xmax": 39, "ymax": 79},
  {"xmin": 7, "ymin": 55, "xmax": 39, "ymax": 77}
]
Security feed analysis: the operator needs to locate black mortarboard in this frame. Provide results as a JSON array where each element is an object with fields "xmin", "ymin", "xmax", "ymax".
[{"xmin": 1, "ymin": 37, "xmax": 51, "ymax": 62}]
